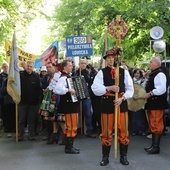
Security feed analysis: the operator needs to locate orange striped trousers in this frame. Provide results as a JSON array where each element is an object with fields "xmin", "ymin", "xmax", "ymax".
[
  {"xmin": 65, "ymin": 113, "xmax": 78, "ymax": 138},
  {"xmin": 100, "ymin": 112, "xmax": 129, "ymax": 146},
  {"xmin": 146, "ymin": 110, "xmax": 164, "ymax": 134}
]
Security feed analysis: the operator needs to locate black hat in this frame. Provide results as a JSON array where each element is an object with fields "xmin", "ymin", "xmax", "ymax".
[{"xmin": 103, "ymin": 47, "xmax": 122, "ymax": 59}]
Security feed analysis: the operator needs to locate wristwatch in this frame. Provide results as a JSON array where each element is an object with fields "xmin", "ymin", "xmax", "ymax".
[{"xmin": 106, "ymin": 87, "xmax": 109, "ymax": 92}]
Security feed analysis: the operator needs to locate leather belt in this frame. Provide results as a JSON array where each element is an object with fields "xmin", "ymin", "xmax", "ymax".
[{"xmin": 104, "ymin": 92, "xmax": 124, "ymax": 97}]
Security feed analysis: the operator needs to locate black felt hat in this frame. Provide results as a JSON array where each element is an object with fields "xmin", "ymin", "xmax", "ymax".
[{"xmin": 103, "ymin": 47, "xmax": 122, "ymax": 59}]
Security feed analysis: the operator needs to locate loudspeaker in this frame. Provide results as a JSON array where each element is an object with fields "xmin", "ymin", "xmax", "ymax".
[
  {"xmin": 150, "ymin": 26, "xmax": 164, "ymax": 40},
  {"xmin": 152, "ymin": 40, "xmax": 166, "ymax": 53}
]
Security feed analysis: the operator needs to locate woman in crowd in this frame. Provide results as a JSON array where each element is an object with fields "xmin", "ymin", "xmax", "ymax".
[{"xmin": 128, "ymin": 68, "xmax": 148, "ymax": 136}]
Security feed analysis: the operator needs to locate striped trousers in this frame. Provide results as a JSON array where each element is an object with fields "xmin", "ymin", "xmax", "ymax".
[
  {"xmin": 146, "ymin": 110, "xmax": 164, "ymax": 134},
  {"xmin": 100, "ymin": 112, "xmax": 129, "ymax": 146},
  {"xmin": 65, "ymin": 113, "xmax": 78, "ymax": 138}
]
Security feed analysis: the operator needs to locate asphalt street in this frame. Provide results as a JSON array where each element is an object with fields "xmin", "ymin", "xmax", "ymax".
[{"xmin": 0, "ymin": 130, "xmax": 170, "ymax": 170}]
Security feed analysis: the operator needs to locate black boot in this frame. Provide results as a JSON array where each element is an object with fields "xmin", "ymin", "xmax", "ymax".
[
  {"xmin": 59, "ymin": 134, "xmax": 66, "ymax": 145},
  {"xmin": 69, "ymin": 137, "xmax": 80, "ymax": 151},
  {"xmin": 146, "ymin": 133, "xmax": 161, "ymax": 154},
  {"xmin": 28, "ymin": 132, "xmax": 36, "ymax": 141},
  {"xmin": 65, "ymin": 137, "xmax": 80, "ymax": 154},
  {"xmin": 144, "ymin": 133, "xmax": 153, "ymax": 151},
  {"xmin": 120, "ymin": 144, "xmax": 129, "ymax": 165},
  {"xmin": 100, "ymin": 145, "xmax": 111, "ymax": 166},
  {"xmin": 59, "ymin": 134, "xmax": 79, "ymax": 151},
  {"xmin": 63, "ymin": 135, "xmax": 80, "ymax": 152},
  {"xmin": 47, "ymin": 133, "xmax": 59, "ymax": 144}
]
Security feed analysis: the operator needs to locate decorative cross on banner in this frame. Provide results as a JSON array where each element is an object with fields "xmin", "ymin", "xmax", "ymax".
[{"xmin": 108, "ymin": 15, "xmax": 128, "ymax": 47}]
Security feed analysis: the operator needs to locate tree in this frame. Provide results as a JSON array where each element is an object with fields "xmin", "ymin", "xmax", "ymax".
[
  {"xmin": 51, "ymin": 0, "xmax": 170, "ymax": 67},
  {"xmin": 0, "ymin": 0, "xmax": 43, "ymax": 64},
  {"xmin": 1, "ymin": 0, "xmax": 170, "ymax": 67}
]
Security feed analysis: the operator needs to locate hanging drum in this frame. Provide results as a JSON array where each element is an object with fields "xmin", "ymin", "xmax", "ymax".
[{"xmin": 127, "ymin": 83, "xmax": 146, "ymax": 111}]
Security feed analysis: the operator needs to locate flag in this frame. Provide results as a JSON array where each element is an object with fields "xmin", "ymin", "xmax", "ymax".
[
  {"xmin": 5, "ymin": 39, "xmax": 38, "ymax": 64},
  {"xmin": 7, "ymin": 31, "xmax": 21, "ymax": 104}
]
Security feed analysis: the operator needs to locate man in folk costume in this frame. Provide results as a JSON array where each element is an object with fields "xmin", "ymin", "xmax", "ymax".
[
  {"xmin": 53, "ymin": 60, "xmax": 79, "ymax": 154},
  {"xmin": 91, "ymin": 47, "xmax": 134, "ymax": 166},
  {"xmin": 144, "ymin": 56, "xmax": 168, "ymax": 154},
  {"xmin": 40, "ymin": 62, "xmax": 56, "ymax": 144}
]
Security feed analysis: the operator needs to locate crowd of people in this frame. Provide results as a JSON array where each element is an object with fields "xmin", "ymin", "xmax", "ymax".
[{"xmin": 0, "ymin": 49, "xmax": 170, "ymax": 166}]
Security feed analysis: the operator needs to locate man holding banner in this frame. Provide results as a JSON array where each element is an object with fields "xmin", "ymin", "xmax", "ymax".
[
  {"xmin": 91, "ymin": 47, "xmax": 134, "ymax": 166},
  {"xmin": 18, "ymin": 60, "xmax": 42, "ymax": 141}
]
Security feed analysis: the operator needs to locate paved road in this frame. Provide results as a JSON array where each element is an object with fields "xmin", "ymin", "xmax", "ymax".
[{"xmin": 0, "ymin": 130, "xmax": 170, "ymax": 170}]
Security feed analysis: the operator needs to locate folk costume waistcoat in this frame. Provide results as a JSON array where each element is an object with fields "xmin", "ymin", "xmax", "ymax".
[
  {"xmin": 101, "ymin": 66, "xmax": 128, "ymax": 113},
  {"xmin": 145, "ymin": 67, "xmax": 168, "ymax": 110},
  {"xmin": 57, "ymin": 72, "xmax": 79, "ymax": 114}
]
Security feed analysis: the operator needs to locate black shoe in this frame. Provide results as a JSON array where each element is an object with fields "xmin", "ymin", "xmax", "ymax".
[
  {"xmin": 145, "ymin": 134, "xmax": 161, "ymax": 154},
  {"xmin": 164, "ymin": 128, "xmax": 168, "ymax": 132},
  {"xmin": 59, "ymin": 134, "xmax": 66, "ymax": 145},
  {"xmin": 65, "ymin": 137, "xmax": 80, "ymax": 153},
  {"xmin": 144, "ymin": 147, "xmax": 151, "ymax": 152},
  {"xmin": 100, "ymin": 157, "xmax": 109, "ymax": 166},
  {"xmin": 73, "ymin": 146, "xmax": 80, "ymax": 151},
  {"xmin": 162, "ymin": 131, "xmax": 166, "ymax": 136},
  {"xmin": 59, "ymin": 141, "xmax": 66, "ymax": 145},
  {"xmin": 28, "ymin": 136, "xmax": 36, "ymax": 141},
  {"xmin": 65, "ymin": 147, "xmax": 80, "ymax": 154},
  {"xmin": 146, "ymin": 146, "xmax": 160, "ymax": 154},
  {"xmin": 120, "ymin": 144, "xmax": 129, "ymax": 165},
  {"xmin": 18, "ymin": 136, "xmax": 23, "ymax": 141},
  {"xmin": 120, "ymin": 156, "xmax": 129, "ymax": 165},
  {"xmin": 86, "ymin": 131, "xmax": 96, "ymax": 138},
  {"xmin": 47, "ymin": 133, "xmax": 58, "ymax": 144},
  {"xmin": 131, "ymin": 132, "xmax": 136, "ymax": 136},
  {"xmin": 42, "ymin": 137, "xmax": 48, "ymax": 141}
]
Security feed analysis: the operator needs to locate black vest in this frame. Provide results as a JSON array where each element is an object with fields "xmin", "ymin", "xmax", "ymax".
[
  {"xmin": 145, "ymin": 68, "xmax": 168, "ymax": 110},
  {"xmin": 57, "ymin": 72, "xmax": 79, "ymax": 113},
  {"xmin": 101, "ymin": 67, "xmax": 128, "ymax": 113}
]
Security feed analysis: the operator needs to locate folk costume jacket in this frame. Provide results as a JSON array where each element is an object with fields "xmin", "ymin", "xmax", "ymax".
[
  {"xmin": 145, "ymin": 67, "xmax": 168, "ymax": 110},
  {"xmin": 91, "ymin": 66, "xmax": 134, "ymax": 113},
  {"xmin": 53, "ymin": 72, "xmax": 79, "ymax": 113}
]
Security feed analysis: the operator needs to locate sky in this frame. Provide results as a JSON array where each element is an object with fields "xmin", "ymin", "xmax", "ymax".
[{"xmin": 25, "ymin": 0, "xmax": 60, "ymax": 55}]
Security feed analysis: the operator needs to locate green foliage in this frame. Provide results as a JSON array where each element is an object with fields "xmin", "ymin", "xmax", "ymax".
[
  {"xmin": 0, "ymin": 0, "xmax": 43, "ymax": 65},
  {"xmin": 51, "ymin": 0, "xmax": 170, "ymax": 67},
  {"xmin": 0, "ymin": 0, "xmax": 170, "ymax": 67}
]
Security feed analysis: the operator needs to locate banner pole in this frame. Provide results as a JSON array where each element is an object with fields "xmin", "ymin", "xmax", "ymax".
[
  {"xmin": 16, "ymin": 104, "xmax": 18, "ymax": 142},
  {"xmin": 104, "ymin": 16, "xmax": 108, "ymax": 68}
]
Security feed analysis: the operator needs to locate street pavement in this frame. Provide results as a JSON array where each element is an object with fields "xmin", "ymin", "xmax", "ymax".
[{"xmin": 0, "ymin": 130, "xmax": 170, "ymax": 170}]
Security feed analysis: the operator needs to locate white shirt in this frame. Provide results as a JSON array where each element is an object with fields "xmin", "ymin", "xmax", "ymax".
[
  {"xmin": 48, "ymin": 72, "xmax": 61, "ymax": 91},
  {"xmin": 133, "ymin": 77, "xmax": 145, "ymax": 88},
  {"xmin": 152, "ymin": 72, "xmax": 167, "ymax": 95},
  {"xmin": 52, "ymin": 76, "xmax": 69, "ymax": 95},
  {"xmin": 91, "ymin": 68, "xmax": 134, "ymax": 99}
]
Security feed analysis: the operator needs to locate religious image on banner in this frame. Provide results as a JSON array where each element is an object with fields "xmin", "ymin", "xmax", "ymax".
[{"xmin": 34, "ymin": 41, "xmax": 59, "ymax": 68}]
